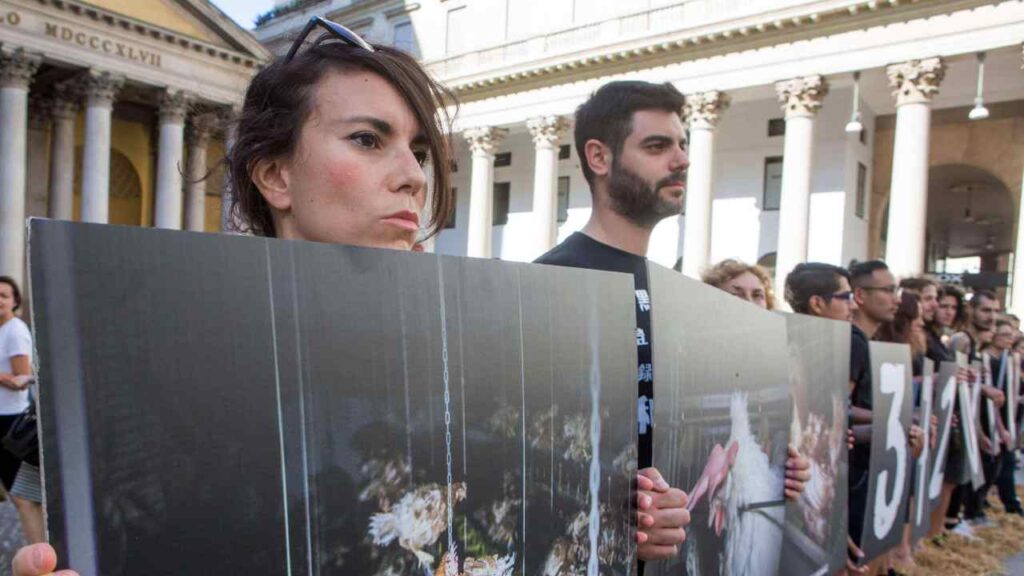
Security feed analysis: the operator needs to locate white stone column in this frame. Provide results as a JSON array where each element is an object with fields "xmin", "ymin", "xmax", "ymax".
[
  {"xmin": 773, "ymin": 75, "xmax": 829, "ymax": 298},
  {"xmin": 1012, "ymin": 190, "xmax": 1024, "ymax": 316},
  {"xmin": 154, "ymin": 90, "xmax": 190, "ymax": 230},
  {"xmin": 681, "ymin": 91, "xmax": 729, "ymax": 279},
  {"xmin": 0, "ymin": 49, "xmax": 40, "ymax": 286},
  {"xmin": 79, "ymin": 71, "xmax": 123, "ymax": 224},
  {"xmin": 184, "ymin": 114, "xmax": 215, "ymax": 232},
  {"xmin": 884, "ymin": 58, "xmax": 945, "ymax": 279},
  {"xmin": 463, "ymin": 126, "xmax": 507, "ymax": 258},
  {"xmin": 48, "ymin": 88, "xmax": 79, "ymax": 221},
  {"xmin": 526, "ymin": 115, "xmax": 568, "ymax": 258},
  {"xmin": 219, "ymin": 107, "xmax": 239, "ymax": 233}
]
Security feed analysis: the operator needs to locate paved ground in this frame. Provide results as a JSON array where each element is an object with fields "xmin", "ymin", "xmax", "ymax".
[{"xmin": 0, "ymin": 495, "xmax": 24, "ymax": 571}]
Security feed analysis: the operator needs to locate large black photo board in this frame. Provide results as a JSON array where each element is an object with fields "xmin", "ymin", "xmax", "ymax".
[
  {"xmin": 910, "ymin": 361, "xmax": 934, "ymax": 543},
  {"xmin": 859, "ymin": 342, "xmax": 913, "ymax": 563},
  {"xmin": 926, "ymin": 363, "xmax": 958, "ymax": 526},
  {"xmin": 780, "ymin": 314, "xmax": 850, "ymax": 575},
  {"xmin": 647, "ymin": 265, "xmax": 792, "ymax": 576},
  {"xmin": 29, "ymin": 220, "xmax": 638, "ymax": 575}
]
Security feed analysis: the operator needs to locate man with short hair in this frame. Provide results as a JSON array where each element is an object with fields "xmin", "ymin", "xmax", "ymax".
[
  {"xmin": 535, "ymin": 80, "xmax": 809, "ymax": 565},
  {"xmin": 536, "ymin": 81, "xmax": 693, "ymax": 563},
  {"xmin": 784, "ymin": 262, "xmax": 857, "ymax": 322},
  {"xmin": 845, "ymin": 260, "xmax": 899, "ymax": 559},
  {"xmin": 988, "ymin": 319, "xmax": 1023, "ymax": 517},
  {"xmin": 950, "ymin": 290, "xmax": 1006, "ymax": 527}
]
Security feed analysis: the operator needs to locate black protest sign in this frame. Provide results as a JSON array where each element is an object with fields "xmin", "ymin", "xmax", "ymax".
[
  {"xmin": 958, "ymin": 354, "xmax": 985, "ymax": 490},
  {"xmin": 910, "ymin": 361, "xmax": 934, "ymax": 543},
  {"xmin": 29, "ymin": 220, "xmax": 637, "ymax": 575},
  {"xmin": 648, "ymin": 264, "xmax": 791, "ymax": 576},
  {"xmin": 927, "ymin": 362, "xmax": 958, "ymax": 516},
  {"xmin": 982, "ymin": 353, "xmax": 1001, "ymax": 458},
  {"xmin": 779, "ymin": 313, "xmax": 850, "ymax": 575},
  {"xmin": 860, "ymin": 342, "xmax": 913, "ymax": 563}
]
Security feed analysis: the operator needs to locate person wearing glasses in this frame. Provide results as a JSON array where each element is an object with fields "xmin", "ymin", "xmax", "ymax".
[
  {"xmin": 979, "ymin": 319, "xmax": 1023, "ymax": 517},
  {"xmin": 783, "ymin": 262, "xmax": 870, "ymax": 574},
  {"xmin": 12, "ymin": 16, "xmax": 459, "ymax": 576}
]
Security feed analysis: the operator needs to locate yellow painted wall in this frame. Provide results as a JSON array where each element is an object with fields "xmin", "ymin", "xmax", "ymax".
[
  {"xmin": 203, "ymin": 137, "xmax": 226, "ymax": 232},
  {"xmin": 72, "ymin": 113, "xmax": 154, "ymax": 227},
  {"xmin": 80, "ymin": 0, "xmax": 231, "ymax": 47}
]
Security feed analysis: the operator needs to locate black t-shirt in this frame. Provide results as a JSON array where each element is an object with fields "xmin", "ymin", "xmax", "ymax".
[
  {"xmin": 535, "ymin": 232, "xmax": 654, "ymax": 468},
  {"xmin": 849, "ymin": 324, "xmax": 872, "ymax": 471},
  {"xmin": 925, "ymin": 326, "xmax": 952, "ymax": 365}
]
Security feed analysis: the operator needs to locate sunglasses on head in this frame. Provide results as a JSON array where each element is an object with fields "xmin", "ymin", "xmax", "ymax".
[{"xmin": 285, "ymin": 16, "xmax": 374, "ymax": 63}]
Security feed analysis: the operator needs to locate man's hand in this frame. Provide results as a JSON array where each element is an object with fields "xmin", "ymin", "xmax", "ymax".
[
  {"xmin": 909, "ymin": 425, "xmax": 924, "ymax": 459},
  {"xmin": 983, "ymin": 385, "xmax": 1006, "ymax": 408},
  {"xmin": 784, "ymin": 446, "xmax": 810, "ymax": 501},
  {"xmin": 636, "ymin": 467, "xmax": 689, "ymax": 561},
  {"xmin": 845, "ymin": 536, "xmax": 868, "ymax": 574},
  {"xmin": 930, "ymin": 414, "xmax": 938, "ymax": 450},
  {"xmin": 12, "ymin": 543, "xmax": 77, "ymax": 576},
  {"xmin": 999, "ymin": 427, "xmax": 1013, "ymax": 447}
]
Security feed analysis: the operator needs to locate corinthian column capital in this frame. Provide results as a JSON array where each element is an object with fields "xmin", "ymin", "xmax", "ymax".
[
  {"xmin": 78, "ymin": 70, "xmax": 124, "ymax": 108},
  {"xmin": 526, "ymin": 115, "xmax": 569, "ymax": 148},
  {"xmin": 463, "ymin": 126, "xmax": 508, "ymax": 156},
  {"xmin": 776, "ymin": 75, "xmax": 829, "ymax": 119},
  {"xmin": 0, "ymin": 49, "xmax": 41, "ymax": 89},
  {"xmin": 684, "ymin": 90, "xmax": 731, "ymax": 129},
  {"xmin": 158, "ymin": 89, "xmax": 192, "ymax": 124},
  {"xmin": 887, "ymin": 57, "xmax": 945, "ymax": 106}
]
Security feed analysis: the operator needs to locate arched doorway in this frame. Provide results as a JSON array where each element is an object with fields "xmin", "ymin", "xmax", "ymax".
[{"xmin": 926, "ymin": 164, "xmax": 1013, "ymax": 283}]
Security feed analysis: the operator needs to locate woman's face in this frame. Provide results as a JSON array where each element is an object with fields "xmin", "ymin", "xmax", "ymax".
[
  {"xmin": 911, "ymin": 303, "xmax": 925, "ymax": 334},
  {"xmin": 722, "ymin": 271, "xmax": 767, "ymax": 309},
  {"xmin": 0, "ymin": 283, "xmax": 16, "ymax": 320},
  {"xmin": 993, "ymin": 324, "xmax": 1016, "ymax": 351},
  {"xmin": 258, "ymin": 69, "xmax": 429, "ymax": 250},
  {"xmin": 937, "ymin": 295, "xmax": 957, "ymax": 328}
]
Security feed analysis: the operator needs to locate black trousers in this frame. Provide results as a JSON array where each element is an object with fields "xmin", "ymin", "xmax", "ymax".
[
  {"xmin": 996, "ymin": 449, "xmax": 1022, "ymax": 513},
  {"xmin": 963, "ymin": 452, "xmax": 1001, "ymax": 520}
]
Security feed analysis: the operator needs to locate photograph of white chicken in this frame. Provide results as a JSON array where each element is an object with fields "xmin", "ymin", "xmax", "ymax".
[{"xmin": 682, "ymin": 392, "xmax": 787, "ymax": 576}]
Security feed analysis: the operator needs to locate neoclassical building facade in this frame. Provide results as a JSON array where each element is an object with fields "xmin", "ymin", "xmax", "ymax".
[
  {"xmin": 256, "ymin": 0, "xmax": 1024, "ymax": 314},
  {"xmin": 0, "ymin": 0, "xmax": 269, "ymax": 288}
]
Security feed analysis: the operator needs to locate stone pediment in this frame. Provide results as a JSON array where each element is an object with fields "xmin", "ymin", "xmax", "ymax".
[{"xmin": 81, "ymin": 0, "xmax": 268, "ymax": 59}]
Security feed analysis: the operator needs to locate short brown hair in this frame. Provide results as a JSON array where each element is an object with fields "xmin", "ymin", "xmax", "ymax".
[
  {"xmin": 0, "ymin": 276, "xmax": 21, "ymax": 312},
  {"xmin": 702, "ymin": 259, "xmax": 776, "ymax": 310},
  {"xmin": 227, "ymin": 39, "xmax": 456, "ymax": 239},
  {"xmin": 574, "ymin": 81, "xmax": 685, "ymax": 187}
]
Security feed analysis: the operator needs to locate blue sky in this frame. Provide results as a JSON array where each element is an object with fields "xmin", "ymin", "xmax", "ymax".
[{"xmin": 211, "ymin": 0, "xmax": 276, "ymax": 30}]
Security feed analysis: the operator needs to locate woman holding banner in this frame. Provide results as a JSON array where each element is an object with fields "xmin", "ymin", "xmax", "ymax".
[{"xmin": 12, "ymin": 16, "xmax": 694, "ymax": 575}]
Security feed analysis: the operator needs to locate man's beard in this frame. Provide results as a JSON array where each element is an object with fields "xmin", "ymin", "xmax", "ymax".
[{"xmin": 606, "ymin": 160, "xmax": 685, "ymax": 228}]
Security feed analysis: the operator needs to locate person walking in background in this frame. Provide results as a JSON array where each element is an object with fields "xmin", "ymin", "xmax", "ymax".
[{"xmin": 0, "ymin": 277, "xmax": 43, "ymax": 545}]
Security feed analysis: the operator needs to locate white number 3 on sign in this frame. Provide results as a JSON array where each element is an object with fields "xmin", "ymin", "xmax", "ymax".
[{"xmin": 874, "ymin": 363, "xmax": 907, "ymax": 539}]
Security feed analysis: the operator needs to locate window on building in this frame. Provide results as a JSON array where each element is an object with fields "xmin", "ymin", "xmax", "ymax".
[
  {"xmin": 445, "ymin": 7, "xmax": 468, "ymax": 55},
  {"xmin": 768, "ymin": 118, "xmax": 786, "ymax": 138},
  {"xmin": 856, "ymin": 162, "xmax": 867, "ymax": 219},
  {"xmin": 450, "ymin": 159, "xmax": 458, "ymax": 173},
  {"xmin": 859, "ymin": 127, "xmax": 868, "ymax": 146},
  {"xmin": 557, "ymin": 176, "xmax": 570, "ymax": 223},
  {"xmin": 445, "ymin": 188, "xmax": 457, "ymax": 229},
  {"xmin": 392, "ymin": 21, "xmax": 417, "ymax": 56},
  {"xmin": 558, "ymin": 144, "xmax": 571, "ymax": 160},
  {"xmin": 493, "ymin": 182, "xmax": 510, "ymax": 226},
  {"xmin": 494, "ymin": 152, "xmax": 512, "ymax": 167},
  {"xmin": 763, "ymin": 156, "xmax": 783, "ymax": 210}
]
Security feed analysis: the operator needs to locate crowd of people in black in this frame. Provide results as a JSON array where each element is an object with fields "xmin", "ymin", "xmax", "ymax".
[{"xmin": 1, "ymin": 15, "xmax": 1020, "ymax": 576}]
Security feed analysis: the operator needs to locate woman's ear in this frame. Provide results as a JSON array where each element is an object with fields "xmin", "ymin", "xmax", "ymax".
[
  {"xmin": 251, "ymin": 157, "xmax": 292, "ymax": 211},
  {"xmin": 584, "ymin": 139, "xmax": 612, "ymax": 178}
]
